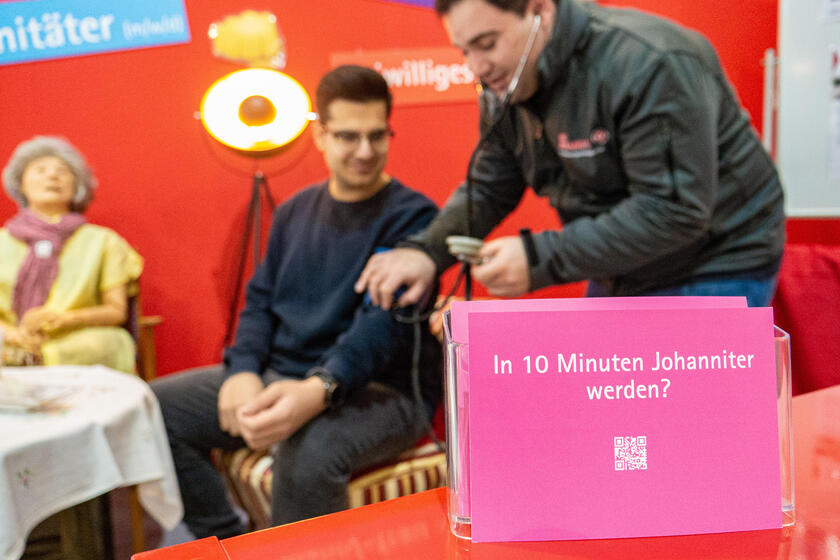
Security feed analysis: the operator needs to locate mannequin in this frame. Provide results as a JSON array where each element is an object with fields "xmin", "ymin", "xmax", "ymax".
[{"xmin": 1, "ymin": 136, "xmax": 142, "ymax": 371}]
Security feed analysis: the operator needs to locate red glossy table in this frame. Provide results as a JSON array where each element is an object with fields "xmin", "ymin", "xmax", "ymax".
[{"xmin": 135, "ymin": 384, "xmax": 840, "ymax": 560}]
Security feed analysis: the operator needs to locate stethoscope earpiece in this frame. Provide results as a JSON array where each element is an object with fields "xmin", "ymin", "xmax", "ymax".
[{"xmin": 502, "ymin": 12, "xmax": 543, "ymax": 104}]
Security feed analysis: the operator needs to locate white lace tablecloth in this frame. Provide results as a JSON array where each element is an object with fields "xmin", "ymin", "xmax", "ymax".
[{"xmin": 0, "ymin": 365, "xmax": 183, "ymax": 560}]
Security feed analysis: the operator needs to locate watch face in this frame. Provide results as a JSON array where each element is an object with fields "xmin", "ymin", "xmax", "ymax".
[{"xmin": 316, "ymin": 373, "xmax": 341, "ymax": 408}]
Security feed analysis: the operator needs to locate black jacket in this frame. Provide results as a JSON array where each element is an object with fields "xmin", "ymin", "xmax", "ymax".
[{"xmin": 408, "ymin": 0, "xmax": 785, "ymax": 296}]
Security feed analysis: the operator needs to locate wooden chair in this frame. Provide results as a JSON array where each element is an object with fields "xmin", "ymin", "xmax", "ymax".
[
  {"xmin": 125, "ymin": 292, "xmax": 163, "ymax": 383},
  {"xmin": 212, "ymin": 441, "xmax": 446, "ymax": 532},
  {"xmin": 124, "ymin": 292, "xmax": 163, "ymax": 553}
]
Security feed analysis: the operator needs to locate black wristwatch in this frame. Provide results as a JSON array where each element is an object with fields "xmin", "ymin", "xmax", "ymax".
[{"xmin": 306, "ymin": 367, "xmax": 343, "ymax": 409}]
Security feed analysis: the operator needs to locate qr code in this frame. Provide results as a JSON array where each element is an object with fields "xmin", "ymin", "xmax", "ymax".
[{"xmin": 614, "ymin": 436, "xmax": 647, "ymax": 471}]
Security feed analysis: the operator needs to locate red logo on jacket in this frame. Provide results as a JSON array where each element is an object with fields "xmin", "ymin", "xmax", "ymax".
[{"xmin": 557, "ymin": 129, "xmax": 610, "ymax": 157}]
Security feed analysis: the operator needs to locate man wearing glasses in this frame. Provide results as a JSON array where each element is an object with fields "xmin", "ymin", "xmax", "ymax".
[{"xmin": 153, "ymin": 65, "xmax": 441, "ymax": 538}]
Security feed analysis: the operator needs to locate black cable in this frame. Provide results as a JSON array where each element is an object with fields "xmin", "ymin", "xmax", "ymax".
[
  {"xmin": 392, "ymin": 263, "xmax": 466, "ymax": 325},
  {"xmin": 391, "ymin": 263, "xmax": 467, "ymax": 453},
  {"xmin": 389, "ymin": 87, "xmax": 515, "ymax": 455},
  {"xmin": 461, "ymin": 12, "xmax": 541, "ymax": 299},
  {"xmin": 410, "ymin": 311, "xmax": 446, "ymax": 453},
  {"xmin": 462, "ymin": 94, "xmax": 514, "ymax": 301},
  {"xmin": 389, "ymin": 14, "xmax": 541, "ymax": 454}
]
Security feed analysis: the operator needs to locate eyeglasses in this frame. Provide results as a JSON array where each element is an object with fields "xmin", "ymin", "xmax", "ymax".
[{"xmin": 323, "ymin": 126, "xmax": 394, "ymax": 152}]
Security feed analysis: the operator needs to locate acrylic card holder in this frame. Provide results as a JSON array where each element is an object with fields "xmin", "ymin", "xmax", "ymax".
[
  {"xmin": 443, "ymin": 309, "xmax": 471, "ymax": 539},
  {"xmin": 775, "ymin": 326, "xmax": 795, "ymax": 526},
  {"xmin": 442, "ymin": 310, "xmax": 795, "ymax": 541}
]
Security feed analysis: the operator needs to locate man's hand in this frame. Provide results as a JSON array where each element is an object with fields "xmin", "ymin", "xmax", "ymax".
[
  {"xmin": 235, "ymin": 377, "xmax": 327, "ymax": 450},
  {"xmin": 218, "ymin": 372, "xmax": 264, "ymax": 436},
  {"xmin": 473, "ymin": 236, "xmax": 531, "ymax": 297},
  {"xmin": 354, "ymin": 247, "xmax": 436, "ymax": 310}
]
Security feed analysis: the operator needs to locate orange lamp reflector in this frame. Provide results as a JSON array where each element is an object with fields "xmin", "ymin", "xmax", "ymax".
[{"xmin": 200, "ymin": 68, "xmax": 311, "ymax": 153}]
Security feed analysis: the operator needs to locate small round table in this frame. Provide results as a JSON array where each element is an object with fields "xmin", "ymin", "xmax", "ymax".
[{"xmin": 0, "ymin": 365, "xmax": 182, "ymax": 560}]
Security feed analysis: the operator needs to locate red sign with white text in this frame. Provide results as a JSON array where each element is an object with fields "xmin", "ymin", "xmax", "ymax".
[{"xmin": 331, "ymin": 47, "xmax": 477, "ymax": 105}]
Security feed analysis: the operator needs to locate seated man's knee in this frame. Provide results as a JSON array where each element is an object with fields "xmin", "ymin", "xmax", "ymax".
[{"xmin": 273, "ymin": 430, "xmax": 351, "ymax": 489}]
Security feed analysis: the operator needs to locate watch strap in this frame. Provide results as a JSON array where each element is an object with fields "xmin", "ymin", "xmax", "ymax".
[{"xmin": 305, "ymin": 367, "xmax": 343, "ymax": 409}]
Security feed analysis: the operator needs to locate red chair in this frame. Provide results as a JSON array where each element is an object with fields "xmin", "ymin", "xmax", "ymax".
[{"xmin": 772, "ymin": 244, "xmax": 840, "ymax": 395}]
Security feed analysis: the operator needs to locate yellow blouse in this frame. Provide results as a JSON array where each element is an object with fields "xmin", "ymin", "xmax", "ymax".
[{"xmin": 0, "ymin": 224, "xmax": 144, "ymax": 373}]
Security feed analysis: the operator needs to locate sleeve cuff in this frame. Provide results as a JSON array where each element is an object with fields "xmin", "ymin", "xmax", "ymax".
[
  {"xmin": 528, "ymin": 231, "xmax": 566, "ymax": 291},
  {"xmin": 223, "ymin": 356, "xmax": 263, "ymax": 379},
  {"xmin": 321, "ymin": 357, "xmax": 354, "ymax": 395}
]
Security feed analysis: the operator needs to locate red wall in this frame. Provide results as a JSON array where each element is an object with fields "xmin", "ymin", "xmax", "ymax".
[
  {"xmin": 1, "ymin": 0, "xmax": 830, "ymax": 376},
  {"xmin": 0, "ymin": 0, "xmax": 508, "ymax": 375}
]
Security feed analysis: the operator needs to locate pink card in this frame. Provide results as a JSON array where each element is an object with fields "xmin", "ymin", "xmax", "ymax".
[
  {"xmin": 447, "ymin": 297, "xmax": 748, "ymax": 520},
  {"xmin": 450, "ymin": 296, "xmax": 747, "ymax": 343},
  {"xmin": 467, "ymin": 307, "xmax": 781, "ymax": 542}
]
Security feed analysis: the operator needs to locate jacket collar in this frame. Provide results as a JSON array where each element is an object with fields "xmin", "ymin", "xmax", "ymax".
[{"xmin": 535, "ymin": 0, "xmax": 592, "ymax": 92}]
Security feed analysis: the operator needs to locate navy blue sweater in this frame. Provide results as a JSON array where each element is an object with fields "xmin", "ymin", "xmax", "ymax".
[{"xmin": 224, "ymin": 179, "xmax": 441, "ymax": 413}]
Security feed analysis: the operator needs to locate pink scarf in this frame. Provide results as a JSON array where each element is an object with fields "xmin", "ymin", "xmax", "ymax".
[{"xmin": 5, "ymin": 209, "xmax": 86, "ymax": 319}]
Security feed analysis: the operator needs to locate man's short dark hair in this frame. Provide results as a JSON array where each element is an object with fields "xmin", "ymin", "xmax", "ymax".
[
  {"xmin": 434, "ymin": 0, "xmax": 529, "ymax": 16},
  {"xmin": 316, "ymin": 65, "xmax": 393, "ymax": 122}
]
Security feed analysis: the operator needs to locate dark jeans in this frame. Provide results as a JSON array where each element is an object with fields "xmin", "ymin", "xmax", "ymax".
[
  {"xmin": 152, "ymin": 366, "xmax": 426, "ymax": 539},
  {"xmin": 586, "ymin": 267, "xmax": 780, "ymax": 307}
]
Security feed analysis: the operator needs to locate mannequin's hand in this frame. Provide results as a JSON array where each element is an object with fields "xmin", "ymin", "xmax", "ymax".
[
  {"xmin": 3, "ymin": 325, "xmax": 44, "ymax": 354},
  {"xmin": 20, "ymin": 307, "xmax": 65, "ymax": 334}
]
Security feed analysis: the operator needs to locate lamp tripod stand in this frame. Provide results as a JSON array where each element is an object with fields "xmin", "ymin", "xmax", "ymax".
[
  {"xmin": 223, "ymin": 168, "xmax": 276, "ymax": 346},
  {"xmin": 198, "ymin": 67, "xmax": 312, "ymax": 348}
]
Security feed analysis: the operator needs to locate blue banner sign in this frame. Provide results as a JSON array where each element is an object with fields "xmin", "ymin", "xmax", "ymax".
[{"xmin": 0, "ymin": 0, "xmax": 190, "ymax": 66}]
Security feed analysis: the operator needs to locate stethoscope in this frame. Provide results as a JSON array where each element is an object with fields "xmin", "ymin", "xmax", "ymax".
[
  {"xmin": 457, "ymin": 12, "xmax": 543, "ymax": 298},
  {"xmin": 392, "ymin": 13, "xmax": 544, "ymax": 452}
]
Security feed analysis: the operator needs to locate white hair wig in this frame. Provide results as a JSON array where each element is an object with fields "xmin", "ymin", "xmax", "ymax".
[{"xmin": 2, "ymin": 135, "xmax": 97, "ymax": 213}]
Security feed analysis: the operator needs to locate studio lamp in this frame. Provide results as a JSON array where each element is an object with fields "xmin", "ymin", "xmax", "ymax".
[
  {"xmin": 199, "ymin": 10, "xmax": 313, "ymax": 344},
  {"xmin": 200, "ymin": 68, "xmax": 311, "ymax": 154}
]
